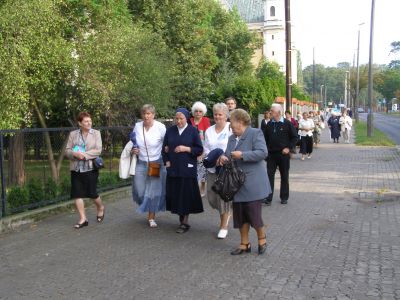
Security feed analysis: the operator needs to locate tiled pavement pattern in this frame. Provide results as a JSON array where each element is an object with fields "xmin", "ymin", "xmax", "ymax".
[{"xmin": 0, "ymin": 130, "xmax": 399, "ymax": 299}]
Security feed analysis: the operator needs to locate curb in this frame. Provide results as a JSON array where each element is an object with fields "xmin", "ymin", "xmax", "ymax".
[{"xmin": 0, "ymin": 186, "xmax": 131, "ymax": 234}]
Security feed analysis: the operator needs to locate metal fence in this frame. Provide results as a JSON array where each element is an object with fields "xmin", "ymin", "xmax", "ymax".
[{"xmin": 0, "ymin": 126, "xmax": 134, "ymax": 218}]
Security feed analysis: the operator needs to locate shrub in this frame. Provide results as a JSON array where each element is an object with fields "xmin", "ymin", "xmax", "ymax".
[
  {"xmin": 6, "ymin": 186, "xmax": 30, "ymax": 211},
  {"xmin": 59, "ymin": 175, "xmax": 71, "ymax": 196},
  {"xmin": 26, "ymin": 178, "xmax": 44, "ymax": 204},
  {"xmin": 44, "ymin": 177, "xmax": 59, "ymax": 199},
  {"xmin": 99, "ymin": 172, "xmax": 119, "ymax": 188}
]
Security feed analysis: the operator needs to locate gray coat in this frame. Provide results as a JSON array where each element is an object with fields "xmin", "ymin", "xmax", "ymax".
[{"xmin": 225, "ymin": 127, "xmax": 271, "ymax": 203}]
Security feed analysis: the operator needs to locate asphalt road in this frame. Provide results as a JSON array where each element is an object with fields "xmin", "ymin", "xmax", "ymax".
[{"xmin": 359, "ymin": 113, "xmax": 400, "ymax": 144}]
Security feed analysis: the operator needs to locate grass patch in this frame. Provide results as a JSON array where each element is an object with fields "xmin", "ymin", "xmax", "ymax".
[{"xmin": 354, "ymin": 120, "xmax": 395, "ymax": 146}]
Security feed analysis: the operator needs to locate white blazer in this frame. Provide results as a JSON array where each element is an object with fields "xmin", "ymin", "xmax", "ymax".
[{"xmin": 119, "ymin": 141, "xmax": 137, "ymax": 179}]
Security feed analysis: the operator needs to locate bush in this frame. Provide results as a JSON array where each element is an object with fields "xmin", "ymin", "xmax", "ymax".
[
  {"xmin": 59, "ymin": 175, "xmax": 71, "ymax": 196},
  {"xmin": 98, "ymin": 172, "xmax": 119, "ymax": 188},
  {"xmin": 7, "ymin": 186, "xmax": 30, "ymax": 211},
  {"xmin": 26, "ymin": 178, "xmax": 44, "ymax": 204},
  {"xmin": 44, "ymin": 177, "xmax": 59, "ymax": 199}
]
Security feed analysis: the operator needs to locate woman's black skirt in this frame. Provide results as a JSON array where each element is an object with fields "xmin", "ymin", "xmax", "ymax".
[
  {"xmin": 232, "ymin": 200, "xmax": 264, "ymax": 229},
  {"xmin": 71, "ymin": 170, "xmax": 99, "ymax": 199},
  {"xmin": 166, "ymin": 177, "xmax": 203, "ymax": 215}
]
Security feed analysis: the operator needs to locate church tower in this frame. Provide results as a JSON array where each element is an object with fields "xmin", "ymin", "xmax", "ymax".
[{"xmin": 263, "ymin": 0, "xmax": 298, "ymax": 83}]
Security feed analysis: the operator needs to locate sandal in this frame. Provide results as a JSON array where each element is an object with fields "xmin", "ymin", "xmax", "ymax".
[
  {"xmin": 97, "ymin": 208, "xmax": 105, "ymax": 223},
  {"xmin": 148, "ymin": 219, "xmax": 158, "ymax": 228},
  {"xmin": 176, "ymin": 223, "xmax": 190, "ymax": 234},
  {"xmin": 74, "ymin": 220, "xmax": 88, "ymax": 229},
  {"xmin": 231, "ymin": 243, "xmax": 251, "ymax": 255},
  {"xmin": 258, "ymin": 235, "xmax": 267, "ymax": 255}
]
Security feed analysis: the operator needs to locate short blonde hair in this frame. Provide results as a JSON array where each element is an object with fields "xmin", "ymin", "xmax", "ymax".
[
  {"xmin": 213, "ymin": 103, "xmax": 229, "ymax": 119},
  {"xmin": 230, "ymin": 109, "xmax": 251, "ymax": 126},
  {"xmin": 191, "ymin": 101, "xmax": 207, "ymax": 115}
]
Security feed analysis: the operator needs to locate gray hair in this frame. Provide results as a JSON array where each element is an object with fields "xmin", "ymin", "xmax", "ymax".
[
  {"xmin": 141, "ymin": 104, "xmax": 156, "ymax": 115},
  {"xmin": 271, "ymin": 103, "xmax": 283, "ymax": 113},
  {"xmin": 212, "ymin": 103, "xmax": 229, "ymax": 119},
  {"xmin": 191, "ymin": 101, "xmax": 207, "ymax": 115},
  {"xmin": 230, "ymin": 109, "xmax": 251, "ymax": 126}
]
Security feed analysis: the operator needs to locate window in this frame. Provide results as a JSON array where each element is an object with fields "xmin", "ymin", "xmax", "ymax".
[
  {"xmin": 272, "ymin": 35, "xmax": 274, "ymax": 40},
  {"xmin": 270, "ymin": 6, "xmax": 275, "ymax": 17},
  {"xmin": 272, "ymin": 51, "xmax": 275, "ymax": 56}
]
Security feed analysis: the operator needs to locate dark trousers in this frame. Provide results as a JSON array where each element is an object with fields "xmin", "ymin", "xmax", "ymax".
[
  {"xmin": 300, "ymin": 136, "xmax": 313, "ymax": 155},
  {"xmin": 266, "ymin": 152, "xmax": 290, "ymax": 202}
]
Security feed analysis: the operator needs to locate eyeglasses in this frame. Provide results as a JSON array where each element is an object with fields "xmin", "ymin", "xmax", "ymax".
[{"xmin": 194, "ymin": 110, "xmax": 203, "ymax": 113}]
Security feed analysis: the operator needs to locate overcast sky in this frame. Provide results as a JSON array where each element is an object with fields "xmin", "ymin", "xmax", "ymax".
[{"xmin": 291, "ymin": 0, "xmax": 400, "ymax": 68}]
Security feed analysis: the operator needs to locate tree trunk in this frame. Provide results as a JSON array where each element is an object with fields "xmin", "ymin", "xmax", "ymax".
[
  {"xmin": 8, "ymin": 132, "xmax": 25, "ymax": 186},
  {"xmin": 32, "ymin": 100, "xmax": 59, "ymax": 182}
]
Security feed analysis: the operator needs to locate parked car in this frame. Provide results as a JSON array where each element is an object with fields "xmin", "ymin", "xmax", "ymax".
[{"xmin": 357, "ymin": 108, "xmax": 365, "ymax": 113}]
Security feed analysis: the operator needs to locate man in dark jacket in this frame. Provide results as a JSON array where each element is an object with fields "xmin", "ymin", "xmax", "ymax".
[{"xmin": 263, "ymin": 104, "xmax": 298, "ymax": 205}]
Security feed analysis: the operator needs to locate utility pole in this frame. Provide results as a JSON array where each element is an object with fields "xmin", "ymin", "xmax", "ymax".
[
  {"xmin": 324, "ymin": 84, "xmax": 327, "ymax": 108},
  {"xmin": 313, "ymin": 47, "xmax": 316, "ymax": 107},
  {"xmin": 320, "ymin": 85, "xmax": 324, "ymax": 108},
  {"xmin": 344, "ymin": 71, "xmax": 349, "ymax": 108},
  {"xmin": 285, "ymin": 0, "xmax": 292, "ymax": 112},
  {"xmin": 367, "ymin": 0, "xmax": 375, "ymax": 137},
  {"xmin": 355, "ymin": 23, "xmax": 365, "ymax": 123}
]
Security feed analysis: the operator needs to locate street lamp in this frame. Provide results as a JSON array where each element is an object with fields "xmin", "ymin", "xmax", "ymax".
[
  {"xmin": 367, "ymin": 0, "xmax": 375, "ymax": 137},
  {"xmin": 285, "ymin": 0, "xmax": 292, "ymax": 112},
  {"xmin": 320, "ymin": 85, "xmax": 324, "ymax": 108},
  {"xmin": 355, "ymin": 22, "xmax": 365, "ymax": 123},
  {"xmin": 344, "ymin": 71, "xmax": 349, "ymax": 108}
]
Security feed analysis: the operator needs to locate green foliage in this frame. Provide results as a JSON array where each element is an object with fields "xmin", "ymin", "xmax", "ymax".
[
  {"xmin": 26, "ymin": 178, "xmax": 45, "ymax": 204},
  {"xmin": 98, "ymin": 172, "xmax": 119, "ymax": 187},
  {"xmin": 6, "ymin": 186, "xmax": 30, "ymax": 210},
  {"xmin": 59, "ymin": 175, "xmax": 71, "ymax": 196},
  {"xmin": 44, "ymin": 178, "xmax": 59, "ymax": 199}
]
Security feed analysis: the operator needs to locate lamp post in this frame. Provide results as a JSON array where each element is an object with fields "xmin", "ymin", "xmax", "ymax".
[
  {"xmin": 343, "ymin": 71, "xmax": 349, "ymax": 107},
  {"xmin": 367, "ymin": 0, "xmax": 375, "ymax": 137},
  {"xmin": 355, "ymin": 22, "xmax": 365, "ymax": 123},
  {"xmin": 320, "ymin": 85, "xmax": 324, "ymax": 109},
  {"xmin": 324, "ymin": 84, "xmax": 327, "ymax": 109},
  {"xmin": 285, "ymin": 0, "xmax": 292, "ymax": 111}
]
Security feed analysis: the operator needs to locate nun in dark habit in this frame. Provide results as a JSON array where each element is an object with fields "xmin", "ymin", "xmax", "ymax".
[{"xmin": 162, "ymin": 108, "xmax": 204, "ymax": 233}]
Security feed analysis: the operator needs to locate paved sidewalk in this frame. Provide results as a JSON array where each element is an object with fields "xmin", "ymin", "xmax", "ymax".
[{"xmin": 0, "ymin": 130, "xmax": 400, "ymax": 300}]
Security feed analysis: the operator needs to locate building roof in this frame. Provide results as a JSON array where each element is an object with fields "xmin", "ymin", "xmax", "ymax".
[{"xmin": 223, "ymin": 0, "xmax": 265, "ymax": 23}]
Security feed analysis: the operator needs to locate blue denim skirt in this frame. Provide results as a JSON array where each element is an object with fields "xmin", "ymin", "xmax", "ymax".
[{"xmin": 132, "ymin": 159, "xmax": 166, "ymax": 213}]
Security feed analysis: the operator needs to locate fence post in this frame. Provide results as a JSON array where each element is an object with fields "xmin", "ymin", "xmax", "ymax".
[{"xmin": 0, "ymin": 132, "xmax": 6, "ymax": 217}]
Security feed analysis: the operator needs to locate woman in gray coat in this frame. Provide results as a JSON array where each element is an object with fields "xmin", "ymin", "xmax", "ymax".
[{"xmin": 218, "ymin": 109, "xmax": 271, "ymax": 255}]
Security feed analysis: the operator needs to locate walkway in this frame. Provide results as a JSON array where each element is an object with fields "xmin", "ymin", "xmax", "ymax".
[{"xmin": 1, "ymin": 130, "xmax": 399, "ymax": 299}]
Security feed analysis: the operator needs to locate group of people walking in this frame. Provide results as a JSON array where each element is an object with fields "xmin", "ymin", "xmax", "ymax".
[
  {"xmin": 65, "ymin": 98, "xmax": 352, "ymax": 256},
  {"xmin": 327, "ymin": 109, "xmax": 353, "ymax": 144}
]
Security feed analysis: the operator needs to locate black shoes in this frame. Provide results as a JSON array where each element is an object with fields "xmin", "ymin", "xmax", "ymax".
[
  {"xmin": 176, "ymin": 223, "xmax": 190, "ymax": 234},
  {"xmin": 281, "ymin": 199, "xmax": 288, "ymax": 204},
  {"xmin": 231, "ymin": 243, "xmax": 251, "ymax": 255},
  {"xmin": 263, "ymin": 198, "xmax": 272, "ymax": 206},
  {"xmin": 74, "ymin": 220, "xmax": 88, "ymax": 229},
  {"xmin": 258, "ymin": 236, "xmax": 267, "ymax": 255}
]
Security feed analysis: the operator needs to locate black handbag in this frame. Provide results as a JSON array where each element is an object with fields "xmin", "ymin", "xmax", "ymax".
[
  {"xmin": 92, "ymin": 157, "xmax": 104, "ymax": 170},
  {"xmin": 211, "ymin": 160, "xmax": 246, "ymax": 202}
]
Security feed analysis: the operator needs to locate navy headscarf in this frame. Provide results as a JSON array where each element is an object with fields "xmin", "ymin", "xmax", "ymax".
[{"xmin": 175, "ymin": 108, "xmax": 191, "ymax": 124}]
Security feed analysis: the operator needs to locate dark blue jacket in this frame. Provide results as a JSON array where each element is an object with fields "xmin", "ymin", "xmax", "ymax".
[{"xmin": 162, "ymin": 125, "xmax": 203, "ymax": 178}]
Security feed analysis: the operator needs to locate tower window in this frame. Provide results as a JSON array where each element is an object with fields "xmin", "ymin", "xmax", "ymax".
[
  {"xmin": 272, "ymin": 35, "xmax": 274, "ymax": 40},
  {"xmin": 270, "ymin": 6, "xmax": 276, "ymax": 17},
  {"xmin": 272, "ymin": 51, "xmax": 275, "ymax": 56}
]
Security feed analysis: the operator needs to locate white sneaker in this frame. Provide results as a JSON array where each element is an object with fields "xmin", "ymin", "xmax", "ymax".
[
  {"xmin": 217, "ymin": 229, "xmax": 228, "ymax": 239},
  {"xmin": 148, "ymin": 219, "xmax": 158, "ymax": 228}
]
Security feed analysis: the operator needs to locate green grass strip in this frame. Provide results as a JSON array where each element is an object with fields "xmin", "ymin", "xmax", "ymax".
[{"xmin": 354, "ymin": 120, "xmax": 395, "ymax": 146}]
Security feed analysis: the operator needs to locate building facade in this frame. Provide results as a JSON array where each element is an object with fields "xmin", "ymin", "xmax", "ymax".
[{"xmin": 220, "ymin": 0, "xmax": 298, "ymax": 83}]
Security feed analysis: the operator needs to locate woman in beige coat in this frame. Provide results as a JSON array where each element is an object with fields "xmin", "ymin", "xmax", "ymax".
[{"xmin": 65, "ymin": 112, "xmax": 105, "ymax": 229}]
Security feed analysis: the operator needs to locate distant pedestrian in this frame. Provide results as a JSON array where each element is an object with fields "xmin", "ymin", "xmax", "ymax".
[
  {"xmin": 260, "ymin": 110, "xmax": 271, "ymax": 132},
  {"xmin": 284, "ymin": 111, "xmax": 298, "ymax": 156},
  {"xmin": 203, "ymin": 103, "xmax": 233, "ymax": 239},
  {"xmin": 131, "ymin": 104, "xmax": 167, "ymax": 228},
  {"xmin": 328, "ymin": 113, "xmax": 341, "ymax": 143},
  {"xmin": 190, "ymin": 101, "xmax": 210, "ymax": 196},
  {"xmin": 217, "ymin": 109, "xmax": 271, "ymax": 255},
  {"xmin": 263, "ymin": 104, "xmax": 298, "ymax": 205},
  {"xmin": 66, "ymin": 112, "xmax": 104, "ymax": 229},
  {"xmin": 162, "ymin": 108, "xmax": 204, "ymax": 233},
  {"xmin": 225, "ymin": 96, "xmax": 237, "ymax": 113},
  {"xmin": 299, "ymin": 112, "xmax": 315, "ymax": 160},
  {"xmin": 339, "ymin": 111, "xmax": 353, "ymax": 143}
]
